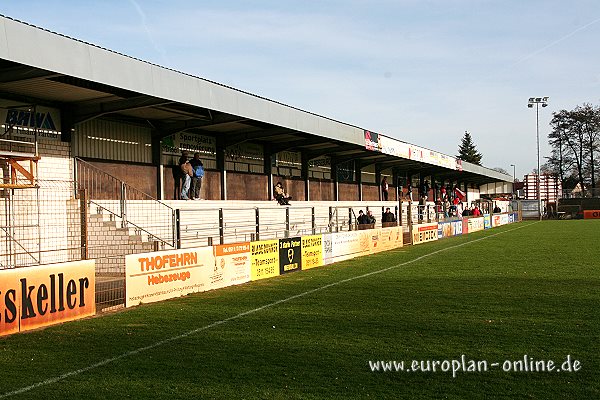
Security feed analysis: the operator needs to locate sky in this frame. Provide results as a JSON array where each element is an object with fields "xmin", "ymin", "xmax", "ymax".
[{"xmin": 1, "ymin": 0, "xmax": 600, "ymax": 179}]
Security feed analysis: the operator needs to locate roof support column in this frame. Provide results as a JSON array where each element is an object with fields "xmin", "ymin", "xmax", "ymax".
[
  {"xmin": 331, "ymin": 157, "xmax": 339, "ymax": 201},
  {"xmin": 301, "ymin": 152, "xmax": 310, "ymax": 201},
  {"xmin": 375, "ymin": 164, "xmax": 382, "ymax": 201},
  {"xmin": 392, "ymin": 168, "xmax": 400, "ymax": 201},
  {"xmin": 264, "ymin": 145, "xmax": 273, "ymax": 200},
  {"xmin": 356, "ymin": 160, "xmax": 363, "ymax": 201},
  {"xmin": 216, "ymin": 136, "xmax": 226, "ymax": 200},
  {"xmin": 151, "ymin": 134, "xmax": 163, "ymax": 200},
  {"xmin": 60, "ymin": 106, "xmax": 73, "ymax": 143}
]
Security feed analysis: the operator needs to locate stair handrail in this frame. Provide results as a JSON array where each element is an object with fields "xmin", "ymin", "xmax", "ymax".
[{"xmin": 74, "ymin": 157, "xmax": 176, "ymax": 248}]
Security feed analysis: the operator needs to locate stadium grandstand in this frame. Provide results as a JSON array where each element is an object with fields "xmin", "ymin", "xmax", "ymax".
[{"xmin": 0, "ymin": 14, "xmax": 518, "ymax": 328}]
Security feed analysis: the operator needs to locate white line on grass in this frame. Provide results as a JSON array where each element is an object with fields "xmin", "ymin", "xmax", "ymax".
[{"xmin": 0, "ymin": 222, "xmax": 538, "ymax": 398}]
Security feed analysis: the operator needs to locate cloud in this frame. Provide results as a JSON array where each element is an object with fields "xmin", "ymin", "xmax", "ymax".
[{"xmin": 127, "ymin": 0, "xmax": 170, "ymax": 66}]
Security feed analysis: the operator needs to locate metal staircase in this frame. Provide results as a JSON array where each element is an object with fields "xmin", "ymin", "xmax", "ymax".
[{"xmin": 74, "ymin": 158, "xmax": 176, "ymax": 249}]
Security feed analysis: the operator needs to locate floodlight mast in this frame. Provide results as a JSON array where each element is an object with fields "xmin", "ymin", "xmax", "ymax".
[
  {"xmin": 510, "ymin": 164, "xmax": 516, "ymax": 197},
  {"xmin": 527, "ymin": 97, "xmax": 549, "ymax": 220}
]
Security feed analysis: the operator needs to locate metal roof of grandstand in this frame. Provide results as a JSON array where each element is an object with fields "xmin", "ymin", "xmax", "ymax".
[{"xmin": 0, "ymin": 14, "xmax": 511, "ymax": 185}]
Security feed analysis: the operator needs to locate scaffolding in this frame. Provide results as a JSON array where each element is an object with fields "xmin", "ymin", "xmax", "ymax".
[{"xmin": 0, "ymin": 104, "xmax": 42, "ymax": 268}]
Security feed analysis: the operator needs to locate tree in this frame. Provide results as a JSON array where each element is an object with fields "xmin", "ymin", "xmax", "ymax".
[
  {"xmin": 457, "ymin": 131, "xmax": 482, "ymax": 165},
  {"xmin": 577, "ymin": 104, "xmax": 600, "ymax": 189},
  {"xmin": 547, "ymin": 104, "xmax": 600, "ymax": 194}
]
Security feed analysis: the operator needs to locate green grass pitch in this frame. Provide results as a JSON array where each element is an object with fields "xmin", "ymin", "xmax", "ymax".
[{"xmin": 1, "ymin": 220, "xmax": 598, "ymax": 399}]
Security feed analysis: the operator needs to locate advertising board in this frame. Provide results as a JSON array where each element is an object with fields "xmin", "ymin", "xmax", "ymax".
[
  {"xmin": 301, "ymin": 235, "xmax": 323, "ymax": 270},
  {"xmin": 377, "ymin": 226, "xmax": 403, "ymax": 252},
  {"xmin": 412, "ymin": 223, "xmax": 438, "ymax": 245},
  {"xmin": 484, "ymin": 214, "xmax": 491, "ymax": 229},
  {"xmin": 583, "ymin": 210, "xmax": 600, "ymax": 219},
  {"xmin": 250, "ymin": 240, "xmax": 280, "ymax": 281},
  {"xmin": 322, "ymin": 233, "xmax": 333, "ymax": 265},
  {"xmin": 0, "ymin": 260, "xmax": 95, "ymax": 336},
  {"xmin": 331, "ymin": 231, "xmax": 370, "ymax": 262},
  {"xmin": 492, "ymin": 214, "xmax": 509, "ymax": 227},
  {"xmin": 279, "ymin": 237, "xmax": 302, "ymax": 275},
  {"xmin": 213, "ymin": 242, "xmax": 251, "ymax": 290},
  {"xmin": 468, "ymin": 217, "xmax": 485, "ymax": 232},
  {"xmin": 126, "ymin": 247, "xmax": 214, "ymax": 307}
]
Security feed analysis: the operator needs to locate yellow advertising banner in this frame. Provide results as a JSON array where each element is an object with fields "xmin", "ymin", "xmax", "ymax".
[
  {"xmin": 125, "ymin": 247, "xmax": 215, "ymax": 307},
  {"xmin": 301, "ymin": 235, "xmax": 323, "ymax": 270},
  {"xmin": 250, "ymin": 240, "xmax": 280, "ymax": 281},
  {"xmin": 213, "ymin": 242, "xmax": 251, "ymax": 290},
  {"xmin": 412, "ymin": 223, "xmax": 439, "ymax": 245},
  {"xmin": 1, "ymin": 260, "xmax": 95, "ymax": 336}
]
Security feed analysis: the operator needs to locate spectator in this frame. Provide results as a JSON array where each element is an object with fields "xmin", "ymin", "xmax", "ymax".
[
  {"xmin": 381, "ymin": 177, "xmax": 389, "ymax": 201},
  {"xmin": 189, "ymin": 152, "xmax": 204, "ymax": 200},
  {"xmin": 382, "ymin": 207, "xmax": 396, "ymax": 223},
  {"xmin": 493, "ymin": 204, "xmax": 501, "ymax": 213},
  {"xmin": 357, "ymin": 210, "xmax": 369, "ymax": 225},
  {"xmin": 421, "ymin": 180, "xmax": 430, "ymax": 201},
  {"xmin": 180, "ymin": 158, "xmax": 193, "ymax": 200},
  {"xmin": 173, "ymin": 151, "xmax": 187, "ymax": 200},
  {"xmin": 472, "ymin": 206, "xmax": 482, "ymax": 217},
  {"xmin": 274, "ymin": 182, "xmax": 291, "ymax": 205},
  {"xmin": 443, "ymin": 199, "xmax": 451, "ymax": 218},
  {"xmin": 406, "ymin": 180, "xmax": 413, "ymax": 201},
  {"xmin": 366, "ymin": 210, "xmax": 376, "ymax": 224}
]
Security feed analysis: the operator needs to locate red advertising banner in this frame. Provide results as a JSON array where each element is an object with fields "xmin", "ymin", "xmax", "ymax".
[{"xmin": 583, "ymin": 210, "xmax": 600, "ymax": 219}]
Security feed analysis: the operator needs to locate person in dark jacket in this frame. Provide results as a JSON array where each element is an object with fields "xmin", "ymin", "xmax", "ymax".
[
  {"xmin": 382, "ymin": 207, "xmax": 396, "ymax": 223},
  {"xmin": 190, "ymin": 152, "xmax": 204, "ymax": 200},
  {"xmin": 366, "ymin": 210, "xmax": 376, "ymax": 224},
  {"xmin": 357, "ymin": 210, "xmax": 369, "ymax": 225}
]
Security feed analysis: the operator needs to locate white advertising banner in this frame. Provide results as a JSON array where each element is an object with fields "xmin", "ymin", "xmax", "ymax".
[
  {"xmin": 213, "ymin": 242, "xmax": 251, "ymax": 290},
  {"xmin": 380, "ymin": 136, "xmax": 410, "ymax": 159},
  {"xmin": 331, "ymin": 230, "xmax": 370, "ymax": 262},
  {"xmin": 467, "ymin": 217, "xmax": 485, "ymax": 232},
  {"xmin": 322, "ymin": 233, "xmax": 333, "ymax": 265},
  {"xmin": 492, "ymin": 213, "xmax": 510, "ymax": 227},
  {"xmin": 377, "ymin": 226, "xmax": 403, "ymax": 252},
  {"xmin": 125, "ymin": 247, "xmax": 215, "ymax": 307}
]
